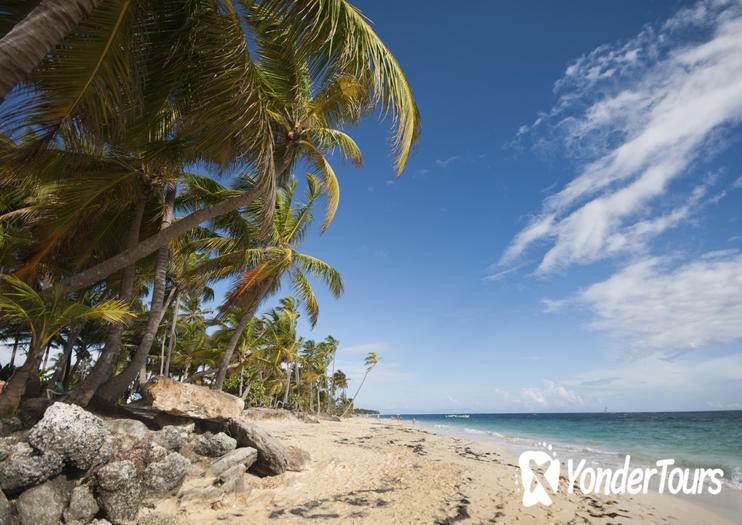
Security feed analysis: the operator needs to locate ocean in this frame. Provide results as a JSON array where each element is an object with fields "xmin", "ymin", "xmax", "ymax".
[{"xmin": 403, "ymin": 411, "xmax": 742, "ymax": 491}]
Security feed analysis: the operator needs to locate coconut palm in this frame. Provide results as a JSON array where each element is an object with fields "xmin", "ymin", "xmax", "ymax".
[
  {"xmin": 1, "ymin": 0, "xmax": 420, "ymax": 298},
  {"xmin": 191, "ymin": 173, "xmax": 343, "ymax": 391},
  {"xmin": 341, "ymin": 352, "xmax": 379, "ymax": 417},
  {"xmin": 0, "ymin": 274, "xmax": 131, "ymax": 416}
]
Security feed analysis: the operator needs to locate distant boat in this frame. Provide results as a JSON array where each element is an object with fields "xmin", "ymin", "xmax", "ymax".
[{"xmin": 445, "ymin": 414, "xmax": 470, "ymax": 418}]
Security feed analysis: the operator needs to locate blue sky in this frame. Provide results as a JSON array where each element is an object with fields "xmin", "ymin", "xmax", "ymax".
[
  {"xmin": 4, "ymin": 0, "xmax": 740, "ymax": 414},
  {"xmin": 284, "ymin": 0, "xmax": 742, "ymax": 413}
]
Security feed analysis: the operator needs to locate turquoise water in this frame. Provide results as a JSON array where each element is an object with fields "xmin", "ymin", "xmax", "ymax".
[{"xmin": 403, "ymin": 411, "xmax": 742, "ymax": 489}]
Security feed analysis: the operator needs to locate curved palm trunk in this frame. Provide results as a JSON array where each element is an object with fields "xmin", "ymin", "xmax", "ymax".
[
  {"xmin": 60, "ymin": 184, "xmax": 262, "ymax": 296},
  {"xmin": 164, "ymin": 289, "xmax": 181, "ymax": 377},
  {"xmin": 0, "ymin": 0, "xmax": 103, "ymax": 101},
  {"xmin": 341, "ymin": 369, "xmax": 372, "ymax": 418},
  {"xmin": 96, "ymin": 182, "xmax": 176, "ymax": 403},
  {"xmin": 213, "ymin": 278, "xmax": 273, "ymax": 391},
  {"xmin": 0, "ymin": 342, "xmax": 44, "ymax": 417},
  {"xmin": 64, "ymin": 192, "xmax": 147, "ymax": 406}
]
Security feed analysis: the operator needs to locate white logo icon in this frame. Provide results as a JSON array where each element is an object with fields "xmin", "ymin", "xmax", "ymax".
[{"xmin": 516, "ymin": 442, "xmax": 560, "ymax": 507}]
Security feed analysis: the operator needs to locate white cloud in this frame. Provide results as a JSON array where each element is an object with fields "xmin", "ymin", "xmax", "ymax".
[
  {"xmin": 520, "ymin": 380, "xmax": 583, "ymax": 408},
  {"xmin": 435, "ymin": 156, "xmax": 460, "ymax": 168},
  {"xmin": 502, "ymin": 0, "xmax": 742, "ymax": 273},
  {"xmin": 576, "ymin": 251, "xmax": 742, "ymax": 353}
]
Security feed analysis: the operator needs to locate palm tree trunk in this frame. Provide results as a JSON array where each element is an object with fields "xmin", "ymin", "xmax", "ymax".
[
  {"xmin": 282, "ymin": 362, "xmax": 292, "ymax": 407},
  {"xmin": 64, "ymin": 191, "xmax": 147, "ymax": 406},
  {"xmin": 60, "ymin": 184, "xmax": 262, "ymax": 296},
  {"xmin": 0, "ymin": 342, "xmax": 44, "ymax": 417},
  {"xmin": 0, "ymin": 0, "xmax": 103, "ymax": 101},
  {"xmin": 316, "ymin": 380, "xmax": 320, "ymax": 416},
  {"xmin": 341, "ymin": 370, "xmax": 371, "ymax": 418},
  {"xmin": 157, "ymin": 287, "xmax": 176, "ymax": 376},
  {"xmin": 51, "ymin": 324, "xmax": 82, "ymax": 385},
  {"xmin": 96, "ymin": 181, "xmax": 176, "ymax": 403},
  {"xmin": 164, "ymin": 289, "xmax": 181, "ymax": 377},
  {"xmin": 9, "ymin": 337, "xmax": 19, "ymax": 367},
  {"xmin": 213, "ymin": 278, "xmax": 273, "ymax": 391},
  {"xmin": 240, "ymin": 369, "xmax": 257, "ymax": 401},
  {"xmin": 294, "ymin": 362, "xmax": 300, "ymax": 404},
  {"xmin": 308, "ymin": 380, "xmax": 313, "ymax": 411}
]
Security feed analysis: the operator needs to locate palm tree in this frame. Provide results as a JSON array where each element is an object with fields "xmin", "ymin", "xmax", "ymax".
[
  {"xmin": 0, "ymin": 0, "xmax": 103, "ymax": 101},
  {"xmin": 2, "ymin": 0, "xmax": 420, "ymax": 298},
  {"xmin": 341, "ymin": 352, "xmax": 379, "ymax": 418},
  {"xmin": 194, "ymin": 174, "xmax": 343, "ymax": 391},
  {"xmin": 0, "ymin": 275, "xmax": 131, "ymax": 416}
]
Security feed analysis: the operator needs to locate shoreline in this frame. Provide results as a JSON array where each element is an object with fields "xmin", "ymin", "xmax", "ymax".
[
  {"xmin": 157, "ymin": 415, "xmax": 740, "ymax": 523},
  {"xmin": 411, "ymin": 418, "xmax": 742, "ymax": 524}
]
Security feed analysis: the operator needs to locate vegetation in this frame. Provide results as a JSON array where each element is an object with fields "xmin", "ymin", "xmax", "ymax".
[{"xmin": 0, "ymin": 0, "xmax": 411, "ymax": 416}]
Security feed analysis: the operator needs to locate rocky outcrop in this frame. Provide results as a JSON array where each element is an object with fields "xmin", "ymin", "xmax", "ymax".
[
  {"xmin": 27, "ymin": 402, "xmax": 106, "ymax": 470},
  {"xmin": 205, "ymin": 447, "xmax": 258, "ymax": 477},
  {"xmin": 142, "ymin": 377, "xmax": 243, "ymax": 422},
  {"xmin": 0, "ymin": 417, "xmax": 22, "ymax": 436},
  {"xmin": 0, "ymin": 442, "xmax": 64, "ymax": 495},
  {"xmin": 193, "ymin": 431, "xmax": 237, "ymax": 457},
  {"xmin": 152, "ymin": 425, "xmax": 189, "ymax": 451},
  {"xmin": 286, "ymin": 445, "xmax": 311, "ymax": 472},
  {"xmin": 142, "ymin": 452, "xmax": 191, "ymax": 496},
  {"xmin": 104, "ymin": 418, "xmax": 150, "ymax": 441},
  {"xmin": 225, "ymin": 418, "xmax": 288, "ymax": 476},
  {"xmin": 95, "ymin": 461, "xmax": 142, "ymax": 523},
  {"xmin": 63, "ymin": 484, "xmax": 99, "ymax": 523},
  {"xmin": 15, "ymin": 476, "xmax": 72, "ymax": 525},
  {"xmin": 0, "ymin": 489, "xmax": 11, "ymax": 524},
  {"xmin": 96, "ymin": 433, "xmax": 167, "ymax": 473}
]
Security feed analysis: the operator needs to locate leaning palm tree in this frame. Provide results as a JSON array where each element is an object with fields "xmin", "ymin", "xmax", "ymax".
[
  {"xmin": 2, "ymin": 0, "xmax": 420, "ymax": 298},
  {"xmin": 193, "ymin": 174, "xmax": 343, "ymax": 391},
  {"xmin": 0, "ymin": 275, "xmax": 131, "ymax": 417},
  {"xmin": 341, "ymin": 352, "xmax": 379, "ymax": 417}
]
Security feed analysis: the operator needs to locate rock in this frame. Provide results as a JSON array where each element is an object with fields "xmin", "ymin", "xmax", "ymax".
[
  {"xmin": 27, "ymin": 402, "xmax": 106, "ymax": 470},
  {"xmin": 95, "ymin": 460, "xmax": 142, "ymax": 524},
  {"xmin": 0, "ymin": 417, "xmax": 22, "ymax": 436},
  {"xmin": 205, "ymin": 447, "xmax": 258, "ymax": 477},
  {"xmin": 104, "ymin": 418, "xmax": 150, "ymax": 441},
  {"xmin": 141, "ymin": 452, "xmax": 191, "ymax": 497},
  {"xmin": 179, "ymin": 464, "xmax": 246, "ymax": 503},
  {"xmin": 286, "ymin": 445, "xmax": 311, "ymax": 472},
  {"xmin": 225, "ymin": 419, "xmax": 287, "ymax": 476},
  {"xmin": 97, "ymin": 433, "xmax": 167, "ymax": 474},
  {"xmin": 0, "ymin": 489, "xmax": 11, "ymax": 524},
  {"xmin": 63, "ymin": 485, "xmax": 99, "ymax": 522},
  {"xmin": 137, "ymin": 511, "xmax": 179, "ymax": 525},
  {"xmin": 91, "ymin": 520, "xmax": 113, "ymax": 525},
  {"xmin": 152, "ymin": 425, "xmax": 189, "ymax": 451},
  {"xmin": 0, "ymin": 442, "xmax": 64, "ymax": 495},
  {"xmin": 15, "ymin": 476, "xmax": 72, "ymax": 525},
  {"xmin": 0, "ymin": 443, "xmax": 8, "ymax": 461},
  {"xmin": 193, "ymin": 432, "xmax": 237, "ymax": 457},
  {"xmin": 142, "ymin": 377, "xmax": 243, "ymax": 422},
  {"xmin": 215, "ymin": 463, "xmax": 246, "ymax": 492}
]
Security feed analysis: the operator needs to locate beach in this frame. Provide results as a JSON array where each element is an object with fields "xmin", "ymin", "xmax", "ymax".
[{"xmin": 151, "ymin": 415, "xmax": 739, "ymax": 524}]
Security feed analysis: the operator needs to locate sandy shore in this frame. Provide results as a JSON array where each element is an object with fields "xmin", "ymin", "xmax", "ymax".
[{"xmin": 153, "ymin": 416, "xmax": 739, "ymax": 524}]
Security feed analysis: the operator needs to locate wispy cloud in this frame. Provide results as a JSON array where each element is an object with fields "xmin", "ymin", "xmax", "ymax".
[
  {"xmin": 501, "ymin": 0, "xmax": 742, "ymax": 273},
  {"xmin": 435, "ymin": 155, "xmax": 460, "ymax": 168},
  {"xmin": 558, "ymin": 251, "xmax": 742, "ymax": 354},
  {"xmin": 521, "ymin": 380, "xmax": 583, "ymax": 408}
]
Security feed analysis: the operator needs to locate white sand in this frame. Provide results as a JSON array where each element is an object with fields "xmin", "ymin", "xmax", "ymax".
[{"xmin": 154, "ymin": 416, "xmax": 740, "ymax": 524}]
